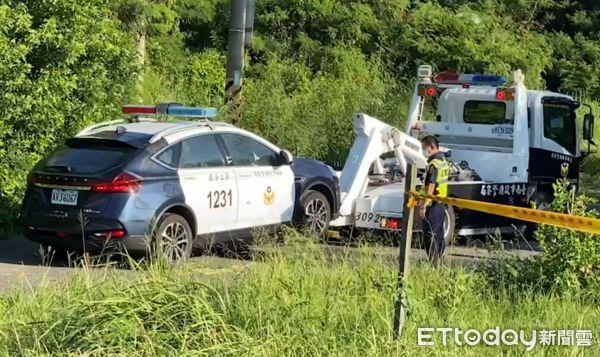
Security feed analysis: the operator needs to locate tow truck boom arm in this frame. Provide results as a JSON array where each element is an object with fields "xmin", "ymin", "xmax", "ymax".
[{"xmin": 336, "ymin": 113, "xmax": 427, "ymax": 217}]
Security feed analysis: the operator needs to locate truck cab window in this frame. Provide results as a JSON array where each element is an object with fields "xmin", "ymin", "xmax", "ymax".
[
  {"xmin": 543, "ymin": 103, "xmax": 576, "ymax": 155},
  {"xmin": 463, "ymin": 101, "xmax": 506, "ymax": 124}
]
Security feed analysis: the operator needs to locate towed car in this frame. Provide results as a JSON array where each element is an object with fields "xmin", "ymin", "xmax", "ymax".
[{"xmin": 21, "ymin": 104, "xmax": 340, "ymax": 263}]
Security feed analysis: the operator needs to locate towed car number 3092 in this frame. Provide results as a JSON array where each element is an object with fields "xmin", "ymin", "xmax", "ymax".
[{"xmin": 51, "ymin": 189, "xmax": 78, "ymax": 206}]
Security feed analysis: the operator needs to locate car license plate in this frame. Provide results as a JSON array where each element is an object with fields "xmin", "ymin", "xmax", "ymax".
[{"xmin": 51, "ymin": 189, "xmax": 78, "ymax": 206}]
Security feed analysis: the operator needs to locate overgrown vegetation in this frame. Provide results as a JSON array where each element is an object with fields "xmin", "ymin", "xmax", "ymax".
[
  {"xmin": 480, "ymin": 177, "xmax": 600, "ymax": 302},
  {"xmin": 0, "ymin": 241, "xmax": 598, "ymax": 355},
  {"xmin": 2, "ymin": 0, "xmax": 600, "ymax": 230},
  {"xmin": 0, "ymin": 0, "xmax": 138, "ymax": 233}
]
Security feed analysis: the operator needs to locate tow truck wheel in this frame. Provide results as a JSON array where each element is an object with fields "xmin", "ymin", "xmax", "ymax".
[
  {"xmin": 153, "ymin": 213, "xmax": 193, "ymax": 264},
  {"xmin": 525, "ymin": 191, "xmax": 553, "ymax": 240},
  {"xmin": 300, "ymin": 190, "xmax": 332, "ymax": 238},
  {"xmin": 443, "ymin": 205, "xmax": 456, "ymax": 246},
  {"xmin": 410, "ymin": 205, "xmax": 455, "ymax": 249}
]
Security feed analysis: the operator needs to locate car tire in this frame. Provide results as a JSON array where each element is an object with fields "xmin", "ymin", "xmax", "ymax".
[
  {"xmin": 413, "ymin": 205, "xmax": 455, "ymax": 251},
  {"xmin": 443, "ymin": 204, "xmax": 456, "ymax": 246},
  {"xmin": 300, "ymin": 190, "xmax": 332, "ymax": 237},
  {"xmin": 152, "ymin": 213, "xmax": 193, "ymax": 264}
]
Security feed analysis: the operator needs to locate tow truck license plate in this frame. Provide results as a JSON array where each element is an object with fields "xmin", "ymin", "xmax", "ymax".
[{"xmin": 51, "ymin": 189, "xmax": 78, "ymax": 206}]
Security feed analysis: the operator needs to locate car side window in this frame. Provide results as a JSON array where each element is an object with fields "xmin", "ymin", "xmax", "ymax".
[
  {"xmin": 180, "ymin": 135, "xmax": 225, "ymax": 169},
  {"xmin": 155, "ymin": 142, "xmax": 181, "ymax": 168},
  {"xmin": 220, "ymin": 133, "xmax": 279, "ymax": 167}
]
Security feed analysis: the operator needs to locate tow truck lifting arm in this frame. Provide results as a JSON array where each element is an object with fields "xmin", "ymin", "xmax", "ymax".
[{"xmin": 336, "ymin": 113, "xmax": 427, "ymax": 217}]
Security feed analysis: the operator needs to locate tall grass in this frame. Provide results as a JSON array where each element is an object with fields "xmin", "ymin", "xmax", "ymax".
[{"xmin": 0, "ymin": 241, "xmax": 597, "ymax": 356}]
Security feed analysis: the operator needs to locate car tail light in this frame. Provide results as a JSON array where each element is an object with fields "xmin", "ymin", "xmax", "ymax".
[
  {"xmin": 380, "ymin": 217, "xmax": 401, "ymax": 230},
  {"xmin": 495, "ymin": 88, "xmax": 514, "ymax": 101},
  {"xmin": 93, "ymin": 229, "xmax": 126, "ymax": 239},
  {"xmin": 418, "ymin": 84, "xmax": 437, "ymax": 97},
  {"xmin": 92, "ymin": 172, "xmax": 141, "ymax": 193}
]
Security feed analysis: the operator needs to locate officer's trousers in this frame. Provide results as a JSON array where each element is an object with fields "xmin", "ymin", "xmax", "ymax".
[{"xmin": 423, "ymin": 203, "xmax": 446, "ymax": 263}]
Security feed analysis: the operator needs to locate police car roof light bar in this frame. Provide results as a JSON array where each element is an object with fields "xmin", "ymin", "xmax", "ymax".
[
  {"xmin": 122, "ymin": 105, "xmax": 157, "ymax": 115},
  {"xmin": 167, "ymin": 106, "xmax": 218, "ymax": 118},
  {"xmin": 122, "ymin": 104, "xmax": 218, "ymax": 118}
]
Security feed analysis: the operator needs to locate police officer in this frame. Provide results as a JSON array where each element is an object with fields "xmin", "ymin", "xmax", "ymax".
[{"xmin": 419, "ymin": 135, "xmax": 449, "ymax": 265}]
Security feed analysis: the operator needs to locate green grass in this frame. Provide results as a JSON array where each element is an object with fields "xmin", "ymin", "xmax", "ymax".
[{"xmin": 0, "ymin": 242, "xmax": 598, "ymax": 356}]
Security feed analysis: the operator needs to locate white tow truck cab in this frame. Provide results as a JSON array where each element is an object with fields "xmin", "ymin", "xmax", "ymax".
[{"xmin": 330, "ymin": 65, "xmax": 595, "ymax": 240}]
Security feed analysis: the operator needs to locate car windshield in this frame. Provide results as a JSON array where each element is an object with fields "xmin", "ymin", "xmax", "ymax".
[
  {"xmin": 41, "ymin": 138, "xmax": 137, "ymax": 175},
  {"xmin": 543, "ymin": 103, "xmax": 577, "ymax": 155}
]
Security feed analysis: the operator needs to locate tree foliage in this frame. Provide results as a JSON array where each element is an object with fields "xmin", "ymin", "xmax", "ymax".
[{"xmin": 0, "ymin": 0, "xmax": 137, "ymax": 233}]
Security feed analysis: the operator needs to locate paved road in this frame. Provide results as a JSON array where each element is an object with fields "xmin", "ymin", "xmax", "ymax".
[
  {"xmin": 0, "ymin": 236, "xmax": 251, "ymax": 293},
  {"xmin": 0, "ymin": 236, "xmax": 538, "ymax": 293}
]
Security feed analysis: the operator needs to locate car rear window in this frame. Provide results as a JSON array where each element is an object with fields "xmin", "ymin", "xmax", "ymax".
[{"xmin": 42, "ymin": 138, "xmax": 137, "ymax": 175}]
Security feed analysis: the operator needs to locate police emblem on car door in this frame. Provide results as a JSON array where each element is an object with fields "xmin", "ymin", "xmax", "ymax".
[
  {"xmin": 219, "ymin": 133, "xmax": 294, "ymax": 229},
  {"xmin": 263, "ymin": 186, "xmax": 275, "ymax": 205}
]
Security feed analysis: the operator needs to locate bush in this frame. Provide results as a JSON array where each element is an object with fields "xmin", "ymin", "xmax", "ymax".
[
  {"xmin": 480, "ymin": 177, "xmax": 600, "ymax": 301},
  {"xmin": 534, "ymin": 178, "xmax": 600, "ymax": 298},
  {"xmin": 0, "ymin": 0, "xmax": 138, "ymax": 235},
  {"xmin": 241, "ymin": 48, "xmax": 407, "ymax": 165}
]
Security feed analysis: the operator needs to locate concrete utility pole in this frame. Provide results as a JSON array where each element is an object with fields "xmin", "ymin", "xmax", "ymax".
[
  {"xmin": 393, "ymin": 164, "xmax": 417, "ymax": 338},
  {"xmin": 225, "ymin": 0, "xmax": 254, "ymax": 123}
]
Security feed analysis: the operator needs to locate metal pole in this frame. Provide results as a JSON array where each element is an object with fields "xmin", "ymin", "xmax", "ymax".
[
  {"xmin": 225, "ymin": 0, "xmax": 246, "ymax": 119},
  {"xmin": 393, "ymin": 163, "xmax": 417, "ymax": 338}
]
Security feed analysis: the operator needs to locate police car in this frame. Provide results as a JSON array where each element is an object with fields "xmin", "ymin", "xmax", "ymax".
[{"xmin": 20, "ymin": 104, "xmax": 340, "ymax": 262}]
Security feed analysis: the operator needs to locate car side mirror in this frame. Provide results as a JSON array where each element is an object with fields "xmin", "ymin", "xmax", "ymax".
[
  {"xmin": 279, "ymin": 150, "xmax": 293, "ymax": 165},
  {"xmin": 583, "ymin": 113, "xmax": 594, "ymax": 141}
]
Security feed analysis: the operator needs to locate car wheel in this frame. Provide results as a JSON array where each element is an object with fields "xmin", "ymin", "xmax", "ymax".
[
  {"xmin": 300, "ymin": 190, "xmax": 331, "ymax": 237},
  {"xmin": 154, "ymin": 213, "xmax": 193, "ymax": 264},
  {"xmin": 443, "ymin": 204, "xmax": 456, "ymax": 246}
]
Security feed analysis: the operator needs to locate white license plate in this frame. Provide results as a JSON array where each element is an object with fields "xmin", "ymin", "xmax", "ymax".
[{"xmin": 51, "ymin": 189, "xmax": 79, "ymax": 206}]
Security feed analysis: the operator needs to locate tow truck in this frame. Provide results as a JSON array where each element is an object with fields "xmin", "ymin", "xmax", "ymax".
[{"xmin": 330, "ymin": 66, "xmax": 595, "ymax": 242}]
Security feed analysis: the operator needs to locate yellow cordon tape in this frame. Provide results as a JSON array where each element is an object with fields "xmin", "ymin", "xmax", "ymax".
[{"xmin": 408, "ymin": 191, "xmax": 600, "ymax": 235}]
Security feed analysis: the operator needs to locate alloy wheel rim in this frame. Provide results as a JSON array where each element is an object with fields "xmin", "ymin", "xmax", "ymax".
[
  {"xmin": 160, "ymin": 221, "xmax": 189, "ymax": 263},
  {"xmin": 305, "ymin": 198, "xmax": 328, "ymax": 235}
]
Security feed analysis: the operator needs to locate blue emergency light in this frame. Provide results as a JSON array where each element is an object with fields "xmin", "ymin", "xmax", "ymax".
[
  {"xmin": 166, "ymin": 106, "xmax": 218, "ymax": 118},
  {"xmin": 122, "ymin": 104, "xmax": 218, "ymax": 118},
  {"xmin": 435, "ymin": 71, "xmax": 508, "ymax": 87},
  {"xmin": 471, "ymin": 74, "xmax": 508, "ymax": 86}
]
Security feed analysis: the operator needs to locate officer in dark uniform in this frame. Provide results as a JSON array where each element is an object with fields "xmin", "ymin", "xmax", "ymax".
[{"xmin": 419, "ymin": 135, "xmax": 449, "ymax": 265}]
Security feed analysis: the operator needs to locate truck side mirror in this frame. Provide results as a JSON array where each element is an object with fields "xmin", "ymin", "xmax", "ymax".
[{"xmin": 583, "ymin": 113, "xmax": 594, "ymax": 141}]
